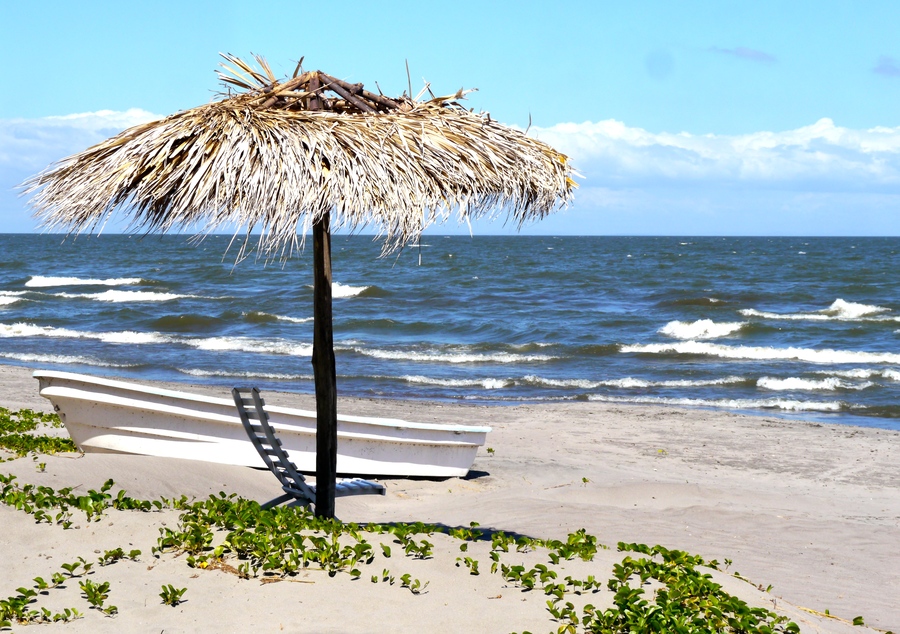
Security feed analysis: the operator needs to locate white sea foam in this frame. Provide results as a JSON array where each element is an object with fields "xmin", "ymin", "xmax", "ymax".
[
  {"xmin": 351, "ymin": 347, "xmax": 556, "ymax": 364},
  {"xmin": 333, "ymin": 282, "xmax": 369, "ymax": 298},
  {"xmin": 188, "ymin": 336, "xmax": 313, "ymax": 357},
  {"xmin": 273, "ymin": 314, "xmax": 313, "ymax": 323},
  {"xmin": 179, "ymin": 368, "xmax": 312, "ymax": 380},
  {"xmin": 741, "ymin": 309, "xmax": 831, "ymax": 321},
  {"xmin": 816, "ymin": 368, "xmax": 879, "ymax": 379},
  {"xmin": 740, "ymin": 298, "xmax": 895, "ymax": 322},
  {"xmin": 241, "ymin": 311, "xmax": 313, "ymax": 324},
  {"xmin": 470, "ymin": 395, "xmax": 577, "ymax": 403},
  {"xmin": 0, "ymin": 291, "xmax": 27, "ymax": 306},
  {"xmin": 623, "ymin": 340, "xmax": 900, "ymax": 364},
  {"xmin": 45, "ymin": 327, "xmax": 164, "ymax": 344},
  {"xmin": 0, "ymin": 323, "xmax": 88, "ymax": 339},
  {"xmin": 401, "ymin": 375, "xmax": 511, "ymax": 389},
  {"xmin": 522, "ymin": 375, "xmax": 745, "ymax": 389},
  {"xmin": 305, "ymin": 282, "xmax": 369, "ymax": 297},
  {"xmin": 659, "ymin": 319, "xmax": 746, "ymax": 340},
  {"xmin": 523, "ymin": 376, "xmax": 614, "ymax": 389},
  {"xmin": 756, "ymin": 376, "xmax": 872, "ymax": 391},
  {"xmin": 0, "ymin": 321, "xmax": 317, "ymax": 357},
  {"xmin": 25, "ymin": 276, "xmax": 143, "ymax": 288},
  {"xmin": 56, "ymin": 290, "xmax": 188, "ymax": 302},
  {"xmin": 0, "ymin": 352, "xmax": 135, "ymax": 368},
  {"xmin": 509, "ymin": 342, "xmax": 556, "ymax": 350},
  {"xmin": 814, "ymin": 368, "xmax": 900, "ymax": 382},
  {"xmin": 98, "ymin": 331, "xmax": 168, "ymax": 344},
  {"xmin": 0, "ymin": 322, "xmax": 168, "ymax": 345},
  {"xmin": 586, "ymin": 394, "xmax": 844, "ymax": 412},
  {"xmin": 826, "ymin": 298, "xmax": 889, "ymax": 318}
]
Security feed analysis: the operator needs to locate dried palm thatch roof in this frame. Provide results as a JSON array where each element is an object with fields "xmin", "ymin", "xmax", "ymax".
[{"xmin": 24, "ymin": 54, "xmax": 576, "ymax": 254}]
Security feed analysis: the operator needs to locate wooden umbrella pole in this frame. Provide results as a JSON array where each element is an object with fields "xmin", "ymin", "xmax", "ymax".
[
  {"xmin": 308, "ymin": 71, "xmax": 337, "ymax": 519},
  {"xmin": 312, "ymin": 211, "xmax": 337, "ymax": 518}
]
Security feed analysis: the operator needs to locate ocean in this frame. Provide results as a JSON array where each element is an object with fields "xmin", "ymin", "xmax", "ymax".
[{"xmin": 1, "ymin": 234, "xmax": 898, "ymax": 430}]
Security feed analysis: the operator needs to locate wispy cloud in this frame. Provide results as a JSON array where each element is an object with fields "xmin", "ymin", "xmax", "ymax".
[
  {"xmin": 710, "ymin": 46, "xmax": 776, "ymax": 64},
  {"xmin": 0, "ymin": 109, "xmax": 159, "ymax": 171},
  {"xmin": 0, "ymin": 109, "xmax": 160, "ymax": 231},
  {"xmin": 530, "ymin": 118, "xmax": 900, "ymax": 189},
  {"xmin": 874, "ymin": 55, "xmax": 900, "ymax": 77},
  {"xmin": 521, "ymin": 118, "xmax": 900, "ymax": 235}
]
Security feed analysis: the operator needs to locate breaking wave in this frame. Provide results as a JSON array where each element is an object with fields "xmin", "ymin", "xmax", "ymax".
[
  {"xmin": 243, "ymin": 311, "xmax": 313, "ymax": 324},
  {"xmin": 379, "ymin": 374, "xmax": 749, "ymax": 390},
  {"xmin": 0, "ymin": 352, "xmax": 136, "ymax": 368},
  {"xmin": 305, "ymin": 282, "xmax": 370, "ymax": 298},
  {"xmin": 25, "ymin": 276, "xmax": 144, "ymax": 288},
  {"xmin": 0, "ymin": 322, "xmax": 312, "ymax": 356},
  {"xmin": 333, "ymin": 282, "xmax": 370, "ymax": 298},
  {"xmin": 400, "ymin": 375, "xmax": 512, "ymax": 389},
  {"xmin": 56, "ymin": 290, "xmax": 190, "ymax": 302},
  {"xmin": 815, "ymin": 368, "xmax": 900, "ymax": 381},
  {"xmin": 178, "ymin": 368, "xmax": 312, "ymax": 380},
  {"xmin": 347, "ymin": 346, "xmax": 557, "ymax": 364},
  {"xmin": 187, "ymin": 336, "xmax": 313, "ymax": 357},
  {"xmin": 741, "ymin": 298, "xmax": 896, "ymax": 322},
  {"xmin": 586, "ymin": 394, "xmax": 845, "ymax": 412},
  {"xmin": 0, "ymin": 291, "xmax": 27, "ymax": 307},
  {"xmin": 522, "ymin": 375, "xmax": 747, "ymax": 389},
  {"xmin": 623, "ymin": 340, "xmax": 900, "ymax": 364},
  {"xmin": 756, "ymin": 376, "xmax": 873, "ymax": 391},
  {"xmin": 0, "ymin": 322, "xmax": 167, "ymax": 344},
  {"xmin": 659, "ymin": 319, "xmax": 746, "ymax": 340}
]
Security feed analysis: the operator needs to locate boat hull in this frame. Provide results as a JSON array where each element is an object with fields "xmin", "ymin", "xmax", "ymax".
[{"xmin": 34, "ymin": 370, "xmax": 490, "ymax": 477}]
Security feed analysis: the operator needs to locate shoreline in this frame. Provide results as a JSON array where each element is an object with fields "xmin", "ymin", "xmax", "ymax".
[
  {"xmin": 2, "ymin": 363, "xmax": 898, "ymax": 631},
  {"xmin": 6, "ymin": 359, "xmax": 898, "ymax": 432}
]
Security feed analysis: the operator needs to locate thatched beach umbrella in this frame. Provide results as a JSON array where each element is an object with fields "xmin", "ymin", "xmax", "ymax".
[{"xmin": 24, "ymin": 54, "xmax": 576, "ymax": 517}]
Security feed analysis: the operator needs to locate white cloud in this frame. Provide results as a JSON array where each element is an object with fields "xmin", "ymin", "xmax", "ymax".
[
  {"xmin": 0, "ymin": 108, "xmax": 160, "ymax": 170},
  {"xmin": 39, "ymin": 109, "xmax": 160, "ymax": 132},
  {"xmin": 530, "ymin": 118, "xmax": 900, "ymax": 189},
  {"xmin": 1, "ymin": 109, "xmax": 160, "ymax": 231}
]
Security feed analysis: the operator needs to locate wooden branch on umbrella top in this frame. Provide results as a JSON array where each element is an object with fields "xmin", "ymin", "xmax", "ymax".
[{"xmin": 218, "ymin": 53, "xmax": 416, "ymax": 114}]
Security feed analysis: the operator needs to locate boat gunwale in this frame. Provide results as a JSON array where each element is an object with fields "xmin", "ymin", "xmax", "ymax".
[
  {"xmin": 33, "ymin": 370, "xmax": 492, "ymax": 434},
  {"xmin": 42, "ymin": 387, "xmax": 487, "ymax": 447}
]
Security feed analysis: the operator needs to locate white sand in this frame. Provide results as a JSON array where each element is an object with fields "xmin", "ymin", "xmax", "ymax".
[{"xmin": 1, "ymin": 363, "xmax": 898, "ymax": 632}]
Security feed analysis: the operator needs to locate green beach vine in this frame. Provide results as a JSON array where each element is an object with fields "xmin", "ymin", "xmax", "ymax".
[
  {"xmin": 0, "ymin": 408, "xmax": 77, "ymax": 461},
  {"xmin": 0, "ymin": 471, "xmax": 807, "ymax": 632}
]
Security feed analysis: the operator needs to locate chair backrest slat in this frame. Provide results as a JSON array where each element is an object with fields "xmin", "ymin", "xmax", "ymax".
[
  {"xmin": 233, "ymin": 386, "xmax": 386, "ymax": 511},
  {"xmin": 232, "ymin": 387, "xmax": 317, "ymax": 505}
]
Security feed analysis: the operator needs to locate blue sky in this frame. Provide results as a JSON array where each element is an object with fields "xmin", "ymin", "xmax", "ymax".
[{"xmin": 2, "ymin": 0, "xmax": 900, "ymax": 235}]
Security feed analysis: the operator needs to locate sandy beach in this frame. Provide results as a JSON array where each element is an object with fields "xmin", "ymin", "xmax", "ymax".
[{"xmin": 1, "ymin": 363, "xmax": 898, "ymax": 632}]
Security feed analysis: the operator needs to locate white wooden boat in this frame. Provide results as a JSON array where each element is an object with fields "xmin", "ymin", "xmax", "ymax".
[{"xmin": 34, "ymin": 370, "xmax": 490, "ymax": 477}]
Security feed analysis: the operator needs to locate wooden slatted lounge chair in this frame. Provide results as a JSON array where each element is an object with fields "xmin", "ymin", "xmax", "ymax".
[{"xmin": 232, "ymin": 387, "xmax": 386, "ymax": 510}]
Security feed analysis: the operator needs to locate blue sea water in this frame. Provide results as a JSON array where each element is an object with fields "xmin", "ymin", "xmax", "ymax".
[{"xmin": 1, "ymin": 234, "xmax": 899, "ymax": 430}]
